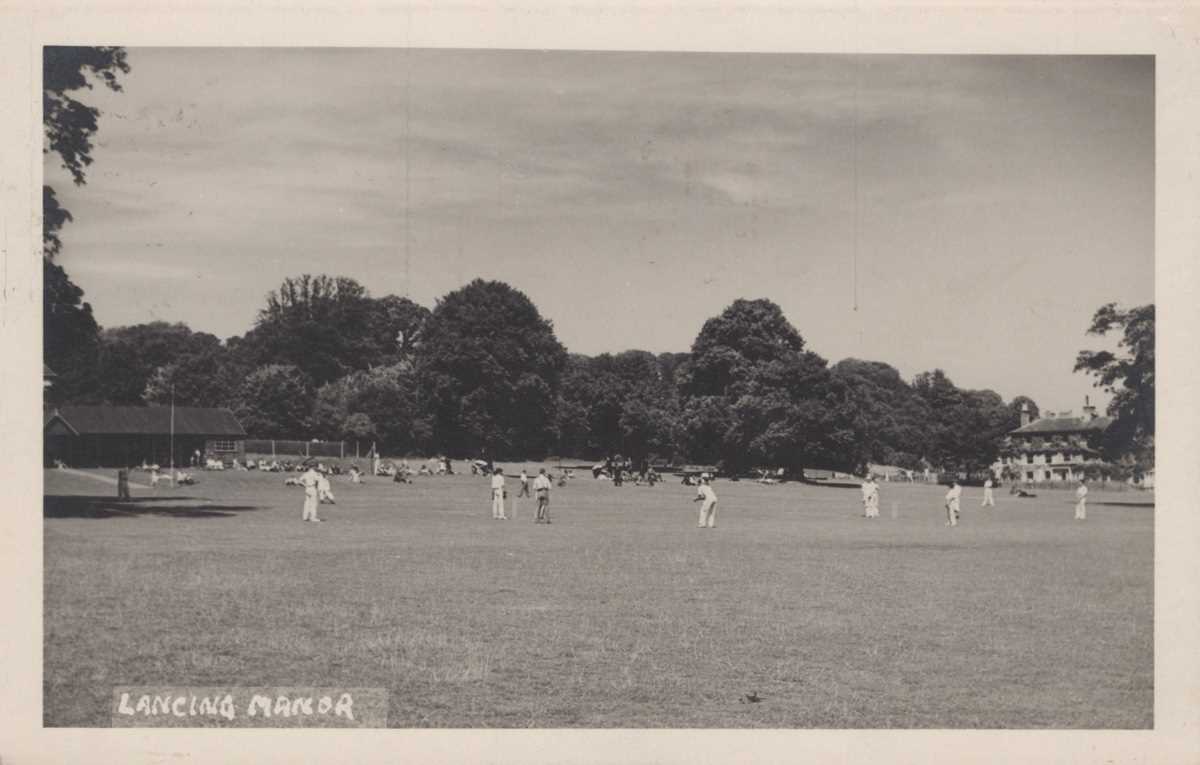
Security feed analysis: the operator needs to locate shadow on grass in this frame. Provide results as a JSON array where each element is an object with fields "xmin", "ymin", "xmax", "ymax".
[
  {"xmin": 44, "ymin": 494, "xmax": 263, "ymax": 519},
  {"xmin": 1093, "ymin": 500, "xmax": 1155, "ymax": 508}
]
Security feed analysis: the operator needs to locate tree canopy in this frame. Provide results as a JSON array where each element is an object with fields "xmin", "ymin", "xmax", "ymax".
[
  {"xmin": 42, "ymin": 47, "xmax": 129, "ymax": 402},
  {"xmin": 677, "ymin": 299, "xmax": 867, "ymax": 475},
  {"xmin": 43, "ymin": 46, "xmax": 129, "ymax": 256},
  {"xmin": 419, "ymin": 279, "xmax": 568, "ymax": 459},
  {"xmin": 1075, "ymin": 303, "xmax": 1155, "ymax": 464}
]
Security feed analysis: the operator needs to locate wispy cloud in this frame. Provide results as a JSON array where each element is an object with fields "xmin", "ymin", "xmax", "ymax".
[{"xmin": 47, "ymin": 50, "xmax": 1153, "ymax": 408}]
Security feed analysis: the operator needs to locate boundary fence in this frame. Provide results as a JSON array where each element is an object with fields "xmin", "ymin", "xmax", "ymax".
[{"xmin": 243, "ymin": 439, "xmax": 348, "ymax": 459}]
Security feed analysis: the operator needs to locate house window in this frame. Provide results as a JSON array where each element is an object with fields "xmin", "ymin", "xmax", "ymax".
[{"xmin": 209, "ymin": 440, "xmax": 238, "ymax": 453}]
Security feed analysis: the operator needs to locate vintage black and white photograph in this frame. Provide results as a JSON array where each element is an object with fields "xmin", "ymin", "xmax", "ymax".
[{"xmin": 38, "ymin": 46, "xmax": 1157, "ymax": 731}]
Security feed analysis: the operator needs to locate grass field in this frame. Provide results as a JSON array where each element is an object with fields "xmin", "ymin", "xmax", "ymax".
[{"xmin": 43, "ymin": 467, "xmax": 1153, "ymax": 728}]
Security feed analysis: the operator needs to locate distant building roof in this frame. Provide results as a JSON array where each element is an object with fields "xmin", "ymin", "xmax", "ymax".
[
  {"xmin": 44, "ymin": 405, "xmax": 246, "ymax": 437},
  {"xmin": 1010, "ymin": 414, "xmax": 1114, "ymax": 436}
]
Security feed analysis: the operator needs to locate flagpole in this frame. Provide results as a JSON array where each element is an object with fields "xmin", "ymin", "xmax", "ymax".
[{"xmin": 170, "ymin": 384, "xmax": 176, "ymax": 486}]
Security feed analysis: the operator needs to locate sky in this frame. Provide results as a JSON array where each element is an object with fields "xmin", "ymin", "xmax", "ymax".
[{"xmin": 46, "ymin": 49, "xmax": 1154, "ymax": 412}]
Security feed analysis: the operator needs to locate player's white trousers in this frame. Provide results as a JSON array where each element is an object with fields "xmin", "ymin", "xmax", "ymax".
[
  {"xmin": 302, "ymin": 490, "xmax": 318, "ymax": 521},
  {"xmin": 698, "ymin": 500, "xmax": 717, "ymax": 528},
  {"xmin": 492, "ymin": 491, "xmax": 506, "ymax": 519},
  {"xmin": 982, "ymin": 489, "xmax": 995, "ymax": 507},
  {"xmin": 1074, "ymin": 500, "xmax": 1086, "ymax": 520}
]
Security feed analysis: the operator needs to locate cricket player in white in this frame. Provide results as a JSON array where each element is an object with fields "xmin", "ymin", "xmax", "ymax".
[
  {"xmin": 1074, "ymin": 479, "xmax": 1088, "ymax": 520},
  {"xmin": 945, "ymin": 480, "xmax": 961, "ymax": 527},
  {"xmin": 317, "ymin": 472, "xmax": 336, "ymax": 504},
  {"xmin": 981, "ymin": 478, "xmax": 996, "ymax": 507},
  {"xmin": 300, "ymin": 466, "xmax": 322, "ymax": 522},
  {"xmin": 533, "ymin": 468, "xmax": 553, "ymax": 523},
  {"xmin": 693, "ymin": 478, "xmax": 718, "ymax": 528},
  {"xmin": 861, "ymin": 475, "xmax": 880, "ymax": 518},
  {"xmin": 491, "ymin": 467, "xmax": 507, "ymax": 520}
]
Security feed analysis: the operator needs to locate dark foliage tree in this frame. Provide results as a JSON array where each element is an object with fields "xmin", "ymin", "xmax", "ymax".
[
  {"xmin": 1075, "ymin": 303, "xmax": 1155, "ymax": 465},
  {"xmin": 913, "ymin": 368, "xmax": 1013, "ymax": 474},
  {"xmin": 88, "ymin": 322, "xmax": 223, "ymax": 405},
  {"xmin": 43, "ymin": 46, "xmax": 130, "ymax": 255},
  {"xmin": 557, "ymin": 350, "xmax": 681, "ymax": 462},
  {"xmin": 832, "ymin": 358, "xmax": 932, "ymax": 468},
  {"xmin": 419, "ymin": 279, "xmax": 567, "ymax": 459},
  {"xmin": 239, "ymin": 275, "xmax": 424, "ymax": 387},
  {"xmin": 677, "ymin": 299, "xmax": 867, "ymax": 475},
  {"xmin": 42, "ymin": 47, "xmax": 128, "ymax": 399},
  {"xmin": 43, "ymin": 259, "xmax": 101, "ymax": 404},
  {"xmin": 310, "ymin": 364, "xmax": 423, "ymax": 454},
  {"xmin": 235, "ymin": 364, "xmax": 313, "ymax": 438},
  {"xmin": 1006, "ymin": 395, "xmax": 1040, "ymax": 429},
  {"xmin": 143, "ymin": 344, "xmax": 248, "ymax": 409}
]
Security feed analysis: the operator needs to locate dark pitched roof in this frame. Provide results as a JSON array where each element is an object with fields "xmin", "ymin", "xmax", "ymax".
[
  {"xmin": 1010, "ymin": 415, "xmax": 1114, "ymax": 435},
  {"xmin": 44, "ymin": 406, "xmax": 246, "ymax": 437}
]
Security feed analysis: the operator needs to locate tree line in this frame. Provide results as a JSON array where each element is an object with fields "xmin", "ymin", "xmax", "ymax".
[
  {"xmin": 47, "ymin": 272, "xmax": 1054, "ymax": 475},
  {"xmin": 42, "ymin": 46, "xmax": 1154, "ymax": 476}
]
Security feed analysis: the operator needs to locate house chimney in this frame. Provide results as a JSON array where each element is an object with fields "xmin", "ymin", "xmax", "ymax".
[
  {"xmin": 1082, "ymin": 395, "xmax": 1097, "ymax": 420},
  {"xmin": 1020, "ymin": 402, "xmax": 1032, "ymax": 427}
]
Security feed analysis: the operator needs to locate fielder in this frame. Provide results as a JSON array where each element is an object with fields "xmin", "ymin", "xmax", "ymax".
[
  {"xmin": 981, "ymin": 478, "xmax": 996, "ymax": 507},
  {"xmin": 300, "ymin": 465, "xmax": 322, "ymax": 523},
  {"xmin": 317, "ymin": 471, "xmax": 336, "ymax": 504},
  {"xmin": 491, "ymin": 467, "xmax": 508, "ymax": 520},
  {"xmin": 861, "ymin": 475, "xmax": 880, "ymax": 518},
  {"xmin": 533, "ymin": 468, "xmax": 553, "ymax": 523},
  {"xmin": 693, "ymin": 477, "xmax": 718, "ymax": 528},
  {"xmin": 518, "ymin": 469, "xmax": 531, "ymax": 498},
  {"xmin": 944, "ymin": 480, "xmax": 961, "ymax": 527},
  {"xmin": 1074, "ymin": 479, "xmax": 1088, "ymax": 520}
]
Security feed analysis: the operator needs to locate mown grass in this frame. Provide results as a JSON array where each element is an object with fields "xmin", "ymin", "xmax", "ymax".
[{"xmin": 43, "ymin": 468, "xmax": 1153, "ymax": 728}]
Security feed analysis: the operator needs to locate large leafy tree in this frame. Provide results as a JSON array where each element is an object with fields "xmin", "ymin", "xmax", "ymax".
[
  {"xmin": 310, "ymin": 364, "xmax": 425, "ymax": 454},
  {"xmin": 43, "ymin": 46, "xmax": 130, "ymax": 255},
  {"xmin": 832, "ymin": 358, "xmax": 932, "ymax": 468},
  {"xmin": 42, "ymin": 47, "xmax": 129, "ymax": 399},
  {"xmin": 143, "ymin": 343, "xmax": 248, "ymax": 409},
  {"xmin": 43, "ymin": 259, "xmax": 101, "ymax": 404},
  {"xmin": 913, "ymin": 368, "xmax": 1013, "ymax": 474},
  {"xmin": 558, "ymin": 350, "xmax": 680, "ymax": 463},
  {"xmin": 1006, "ymin": 395, "xmax": 1041, "ymax": 430},
  {"xmin": 239, "ymin": 275, "xmax": 427, "ymax": 387},
  {"xmin": 419, "ymin": 279, "xmax": 567, "ymax": 459},
  {"xmin": 89, "ymin": 322, "xmax": 224, "ymax": 404},
  {"xmin": 1074, "ymin": 303, "xmax": 1155, "ymax": 463},
  {"xmin": 676, "ymin": 298, "xmax": 867, "ymax": 475},
  {"xmin": 234, "ymin": 364, "xmax": 314, "ymax": 438}
]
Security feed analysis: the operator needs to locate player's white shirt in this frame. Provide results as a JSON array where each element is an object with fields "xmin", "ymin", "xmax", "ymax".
[
  {"xmin": 697, "ymin": 485, "xmax": 717, "ymax": 503},
  {"xmin": 984, "ymin": 479, "xmax": 993, "ymax": 489},
  {"xmin": 491, "ymin": 474, "xmax": 505, "ymax": 492},
  {"xmin": 945, "ymin": 485, "xmax": 962, "ymax": 502},
  {"xmin": 862, "ymin": 481, "xmax": 878, "ymax": 500},
  {"xmin": 301, "ymin": 469, "xmax": 320, "ymax": 491},
  {"xmin": 861, "ymin": 481, "xmax": 872, "ymax": 500},
  {"xmin": 317, "ymin": 474, "xmax": 331, "ymax": 492},
  {"xmin": 533, "ymin": 474, "xmax": 552, "ymax": 492},
  {"xmin": 520, "ymin": 472, "xmax": 529, "ymax": 484},
  {"xmin": 1076, "ymin": 484, "xmax": 1088, "ymax": 500}
]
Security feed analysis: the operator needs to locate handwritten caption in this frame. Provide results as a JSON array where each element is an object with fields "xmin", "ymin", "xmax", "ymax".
[{"xmin": 111, "ymin": 686, "xmax": 388, "ymax": 728}]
